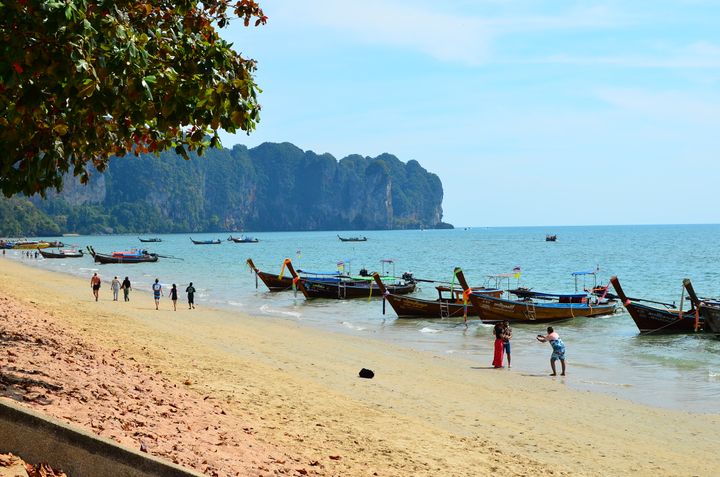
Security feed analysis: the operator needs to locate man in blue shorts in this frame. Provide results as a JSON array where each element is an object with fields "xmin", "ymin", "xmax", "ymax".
[
  {"xmin": 152, "ymin": 279, "xmax": 163, "ymax": 310},
  {"xmin": 502, "ymin": 320, "xmax": 513, "ymax": 368}
]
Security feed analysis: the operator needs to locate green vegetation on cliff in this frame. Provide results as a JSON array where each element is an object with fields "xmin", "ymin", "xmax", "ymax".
[{"xmin": 0, "ymin": 142, "xmax": 450, "ymax": 236}]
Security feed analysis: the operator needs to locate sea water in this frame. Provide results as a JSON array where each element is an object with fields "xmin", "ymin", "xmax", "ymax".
[{"xmin": 8, "ymin": 225, "xmax": 720, "ymax": 412}]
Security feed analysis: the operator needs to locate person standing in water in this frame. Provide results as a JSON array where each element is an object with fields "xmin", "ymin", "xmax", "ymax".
[
  {"xmin": 90, "ymin": 273, "xmax": 101, "ymax": 301},
  {"xmin": 169, "ymin": 284, "xmax": 178, "ymax": 311},
  {"xmin": 185, "ymin": 282, "xmax": 196, "ymax": 309},
  {"xmin": 111, "ymin": 276, "xmax": 121, "ymax": 301},
  {"xmin": 152, "ymin": 279, "xmax": 163, "ymax": 310},
  {"xmin": 121, "ymin": 276, "xmax": 132, "ymax": 302},
  {"xmin": 537, "ymin": 326, "xmax": 566, "ymax": 376}
]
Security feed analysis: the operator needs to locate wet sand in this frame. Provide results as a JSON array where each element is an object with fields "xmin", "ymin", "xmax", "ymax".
[{"xmin": 1, "ymin": 258, "xmax": 719, "ymax": 476}]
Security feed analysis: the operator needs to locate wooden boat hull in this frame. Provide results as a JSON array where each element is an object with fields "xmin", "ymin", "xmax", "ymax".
[
  {"xmin": 468, "ymin": 293, "xmax": 616, "ymax": 323},
  {"xmin": 191, "ymin": 238, "xmax": 221, "ymax": 244},
  {"xmin": 39, "ymin": 249, "xmax": 84, "ymax": 259},
  {"xmin": 613, "ymin": 277, "xmax": 702, "ymax": 334},
  {"xmin": 14, "ymin": 242, "xmax": 51, "ymax": 249},
  {"xmin": 301, "ymin": 280, "xmax": 415, "ymax": 300},
  {"xmin": 699, "ymin": 304, "xmax": 720, "ymax": 333},
  {"xmin": 624, "ymin": 302, "xmax": 700, "ymax": 333},
  {"xmin": 88, "ymin": 247, "xmax": 158, "ymax": 264},
  {"xmin": 384, "ymin": 289, "xmax": 503, "ymax": 319},
  {"xmin": 256, "ymin": 271, "xmax": 293, "ymax": 291},
  {"xmin": 92, "ymin": 254, "xmax": 159, "ymax": 264}
]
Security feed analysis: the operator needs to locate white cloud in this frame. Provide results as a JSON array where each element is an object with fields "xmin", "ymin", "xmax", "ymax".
[
  {"xmin": 595, "ymin": 87, "xmax": 720, "ymax": 123},
  {"xmin": 260, "ymin": 1, "xmax": 625, "ymax": 66}
]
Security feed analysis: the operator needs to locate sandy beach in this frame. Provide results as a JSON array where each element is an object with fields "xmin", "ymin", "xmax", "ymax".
[{"xmin": 1, "ymin": 258, "xmax": 719, "ymax": 476}]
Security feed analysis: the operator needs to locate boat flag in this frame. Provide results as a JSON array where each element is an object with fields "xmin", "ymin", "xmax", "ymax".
[
  {"xmin": 513, "ymin": 266, "xmax": 521, "ymax": 280},
  {"xmin": 296, "ymin": 249, "xmax": 302, "ymax": 259}
]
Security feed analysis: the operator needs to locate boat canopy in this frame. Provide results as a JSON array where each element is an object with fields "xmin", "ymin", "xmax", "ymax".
[
  {"xmin": 511, "ymin": 290, "xmax": 588, "ymax": 299},
  {"xmin": 571, "ymin": 270, "xmax": 596, "ymax": 276},
  {"xmin": 296, "ymin": 270, "xmax": 342, "ymax": 276}
]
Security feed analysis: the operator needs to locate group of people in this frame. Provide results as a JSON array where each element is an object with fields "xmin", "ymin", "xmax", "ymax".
[
  {"xmin": 492, "ymin": 320, "xmax": 567, "ymax": 376},
  {"xmin": 89, "ymin": 273, "xmax": 196, "ymax": 310}
]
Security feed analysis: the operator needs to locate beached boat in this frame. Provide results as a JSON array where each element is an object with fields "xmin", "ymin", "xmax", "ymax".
[
  {"xmin": 456, "ymin": 268, "xmax": 616, "ymax": 323},
  {"xmin": 610, "ymin": 276, "xmax": 701, "ymax": 334},
  {"xmin": 86, "ymin": 246, "xmax": 159, "ymax": 264},
  {"xmin": 13, "ymin": 240, "xmax": 52, "ymax": 249},
  {"xmin": 372, "ymin": 273, "xmax": 502, "ymax": 319},
  {"xmin": 285, "ymin": 259, "xmax": 416, "ymax": 299},
  {"xmin": 190, "ymin": 237, "xmax": 222, "ymax": 245},
  {"xmin": 139, "ymin": 237, "xmax": 162, "ymax": 243},
  {"xmin": 545, "ymin": 234, "xmax": 557, "ymax": 242},
  {"xmin": 246, "ymin": 258, "xmax": 345, "ymax": 292},
  {"xmin": 38, "ymin": 248, "xmax": 84, "ymax": 259},
  {"xmin": 338, "ymin": 234, "xmax": 367, "ymax": 242},
  {"xmin": 682, "ymin": 279, "xmax": 717, "ymax": 333},
  {"xmin": 228, "ymin": 235, "xmax": 259, "ymax": 243}
]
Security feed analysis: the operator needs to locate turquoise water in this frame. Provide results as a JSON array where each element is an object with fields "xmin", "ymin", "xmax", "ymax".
[{"xmin": 8, "ymin": 225, "xmax": 720, "ymax": 412}]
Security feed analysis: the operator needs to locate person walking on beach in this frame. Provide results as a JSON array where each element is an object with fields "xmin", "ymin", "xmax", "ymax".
[
  {"xmin": 90, "ymin": 273, "xmax": 101, "ymax": 301},
  {"xmin": 492, "ymin": 322, "xmax": 504, "ymax": 368},
  {"xmin": 502, "ymin": 320, "xmax": 513, "ymax": 368},
  {"xmin": 121, "ymin": 276, "xmax": 132, "ymax": 302},
  {"xmin": 186, "ymin": 282, "xmax": 196, "ymax": 309},
  {"xmin": 169, "ymin": 284, "xmax": 178, "ymax": 311},
  {"xmin": 537, "ymin": 326, "xmax": 566, "ymax": 376},
  {"xmin": 152, "ymin": 279, "xmax": 163, "ymax": 310},
  {"xmin": 111, "ymin": 276, "xmax": 121, "ymax": 301}
]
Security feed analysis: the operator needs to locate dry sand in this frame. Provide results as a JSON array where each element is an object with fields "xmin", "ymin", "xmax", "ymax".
[{"xmin": 1, "ymin": 258, "xmax": 719, "ymax": 476}]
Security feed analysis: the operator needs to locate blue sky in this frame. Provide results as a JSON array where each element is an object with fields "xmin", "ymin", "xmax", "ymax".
[{"xmin": 218, "ymin": 1, "xmax": 720, "ymax": 227}]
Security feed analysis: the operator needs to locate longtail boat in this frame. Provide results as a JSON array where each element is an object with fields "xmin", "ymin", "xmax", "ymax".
[
  {"xmin": 545, "ymin": 234, "xmax": 557, "ymax": 242},
  {"xmin": 228, "ymin": 235, "xmax": 259, "ymax": 243},
  {"xmin": 246, "ymin": 258, "xmax": 344, "ymax": 292},
  {"xmin": 338, "ymin": 234, "xmax": 367, "ymax": 242},
  {"xmin": 285, "ymin": 259, "xmax": 415, "ymax": 299},
  {"xmin": 372, "ymin": 273, "xmax": 502, "ymax": 319},
  {"xmin": 610, "ymin": 276, "xmax": 701, "ymax": 334},
  {"xmin": 13, "ymin": 240, "xmax": 52, "ymax": 249},
  {"xmin": 681, "ymin": 279, "xmax": 717, "ymax": 332},
  {"xmin": 139, "ymin": 237, "xmax": 162, "ymax": 242},
  {"xmin": 456, "ymin": 268, "xmax": 616, "ymax": 324},
  {"xmin": 190, "ymin": 237, "xmax": 222, "ymax": 245},
  {"xmin": 38, "ymin": 248, "xmax": 84, "ymax": 259},
  {"xmin": 87, "ymin": 246, "xmax": 159, "ymax": 264}
]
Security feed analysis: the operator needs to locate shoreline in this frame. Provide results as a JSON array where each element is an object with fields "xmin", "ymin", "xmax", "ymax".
[{"xmin": 1, "ymin": 258, "xmax": 719, "ymax": 476}]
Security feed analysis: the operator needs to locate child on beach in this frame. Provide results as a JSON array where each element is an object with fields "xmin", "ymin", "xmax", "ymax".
[
  {"xmin": 90, "ymin": 273, "xmax": 101, "ymax": 301},
  {"xmin": 152, "ymin": 279, "xmax": 163, "ymax": 310},
  {"xmin": 111, "ymin": 276, "xmax": 121, "ymax": 301},
  {"xmin": 186, "ymin": 282, "xmax": 196, "ymax": 309},
  {"xmin": 169, "ymin": 284, "xmax": 178, "ymax": 311},
  {"xmin": 536, "ymin": 326, "xmax": 566, "ymax": 376}
]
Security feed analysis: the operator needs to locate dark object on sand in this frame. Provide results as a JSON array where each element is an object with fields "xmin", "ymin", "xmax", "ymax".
[{"xmin": 359, "ymin": 368, "xmax": 374, "ymax": 379}]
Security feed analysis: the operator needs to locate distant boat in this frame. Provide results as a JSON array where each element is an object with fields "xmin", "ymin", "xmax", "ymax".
[
  {"xmin": 190, "ymin": 237, "xmax": 222, "ymax": 245},
  {"xmin": 228, "ymin": 235, "xmax": 259, "ymax": 243},
  {"xmin": 39, "ymin": 248, "xmax": 84, "ymax": 259},
  {"xmin": 337, "ymin": 234, "xmax": 367, "ymax": 242},
  {"xmin": 545, "ymin": 234, "xmax": 557, "ymax": 242},
  {"xmin": 139, "ymin": 237, "xmax": 162, "ymax": 243}
]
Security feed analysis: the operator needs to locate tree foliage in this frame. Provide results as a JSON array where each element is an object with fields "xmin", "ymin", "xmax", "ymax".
[{"xmin": 0, "ymin": 0, "xmax": 266, "ymax": 197}]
